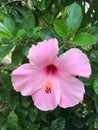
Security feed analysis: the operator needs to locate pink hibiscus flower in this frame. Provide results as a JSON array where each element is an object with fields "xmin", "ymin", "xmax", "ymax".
[{"xmin": 11, "ymin": 38, "xmax": 91, "ymax": 111}]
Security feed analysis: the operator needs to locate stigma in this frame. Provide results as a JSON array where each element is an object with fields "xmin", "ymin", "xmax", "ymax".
[{"xmin": 44, "ymin": 80, "xmax": 52, "ymax": 94}]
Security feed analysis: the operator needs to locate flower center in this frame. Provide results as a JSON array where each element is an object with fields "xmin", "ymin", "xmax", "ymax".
[
  {"xmin": 46, "ymin": 64, "xmax": 57, "ymax": 74},
  {"xmin": 44, "ymin": 80, "xmax": 52, "ymax": 94}
]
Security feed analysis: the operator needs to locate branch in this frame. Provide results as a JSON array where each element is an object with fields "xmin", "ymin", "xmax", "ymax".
[
  {"xmin": 5, "ymin": 0, "xmax": 22, "ymax": 5},
  {"xmin": 0, "ymin": 0, "xmax": 22, "ymax": 8},
  {"xmin": 0, "ymin": 106, "xmax": 8, "ymax": 112},
  {"xmin": 28, "ymin": 0, "xmax": 36, "ymax": 10}
]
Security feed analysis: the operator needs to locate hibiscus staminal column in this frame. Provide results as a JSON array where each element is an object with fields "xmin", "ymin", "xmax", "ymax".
[{"xmin": 44, "ymin": 64, "xmax": 58, "ymax": 94}]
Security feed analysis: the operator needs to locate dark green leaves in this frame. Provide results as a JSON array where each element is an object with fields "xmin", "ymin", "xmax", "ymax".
[
  {"xmin": 1, "ymin": 71, "xmax": 12, "ymax": 90},
  {"xmin": 0, "ymin": 14, "xmax": 15, "ymax": 40},
  {"xmin": 25, "ymin": 124, "xmax": 39, "ymax": 130},
  {"xmin": 19, "ymin": 15, "xmax": 35, "ymax": 31},
  {"xmin": 72, "ymin": 33, "xmax": 96, "ymax": 46},
  {"xmin": 7, "ymin": 111, "xmax": 18, "ymax": 128},
  {"xmin": 38, "ymin": 0, "xmax": 51, "ymax": 11},
  {"xmin": 94, "ymin": 116, "xmax": 98, "ymax": 129},
  {"xmin": 3, "ymin": 14, "xmax": 15, "ymax": 35},
  {"xmin": 11, "ymin": 45, "xmax": 23, "ymax": 66},
  {"xmin": 94, "ymin": 77, "xmax": 98, "ymax": 95},
  {"xmin": 0, "ymin": 44, "xmax": 14, "ymax": 62},
  {"xmin": 19, "ymin": 15, "xmax": 35, "ymax": 39},
  {"xmin": 9, "ymin": 96, "xmax": 19, "ymax": 110},
  {"xmin": 0, "ymin": 90, "xmax": 10, "ymax": 103},
  {"xmin": 50, "ymin": 118, "xmax": 65, "ymax": 130},
  {"xmin": 16, "ymin": 108, "xmax": 28, "ymax": 120},
  {"xmin": 53, "ymin": 3, "xmax": 96, "ymax": 48},
  {"xmin": 53, "ymin": 3, "xmax": 83, "ymax": 38},
  {"xmin": 94, "ymin": 94, "xmax": 98, "ymax": 113},
  {"xmin": 29, "ymin": 107, "xmax": 38, "ymax": 122},
  {"xmin": 64, "ymin": 3, "xmax": 82, "ymax": 33},
  {"xmin": 90, "ymin": 51, "xmax": 98, "ymax": 62}
]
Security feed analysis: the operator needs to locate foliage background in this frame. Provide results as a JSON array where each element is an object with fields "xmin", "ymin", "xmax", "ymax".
[{"xmin": 0, "ymin": 0, "xmax": 98, "ymax": 130}]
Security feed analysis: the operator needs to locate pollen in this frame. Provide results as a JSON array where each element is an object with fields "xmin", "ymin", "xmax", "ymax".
[{"xmin": 44, "ymin": 80, "xmax": 52, "ymax": 94}]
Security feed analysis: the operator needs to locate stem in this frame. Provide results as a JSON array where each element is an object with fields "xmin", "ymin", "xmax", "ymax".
[
  {"xmin": 0, "ymin": 0, "xmax": 22, "ymax": 8},
  {"xmin": 0, "ymin": 66, "xmax": 6, "ymax": 89},
  {"xmin": 5, "ymin": 0, "xmax": 22, "ymax": 5},
  {"xmin": 0, "ymin": 106, "xmax": 8, "ymax": 112},
  {"xmin": 59, "ymin": 43, "xmax": 66, "ymax": 51}
]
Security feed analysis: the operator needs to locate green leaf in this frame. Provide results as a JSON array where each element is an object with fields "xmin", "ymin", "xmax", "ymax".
[
  {"xmin": 16, "ymin": 108, "xmax": 28, "ymax": 120},
  {"xmin": 25, "ymin": 124, "xmax": 39, "ymax": 130},
  {"xmin": 1, "ymin": 38, "xmax": 12, "ymax": 45},
  {"xmin": 14, "ymin": 5, "xmax": 31, "ymax": 17},
  {"xmin": 0, "ymin": 44, "xmax": 14, "ymax": 62},
  {"xmin": 0, "ymin": 23, "xmax": 10, "ymax": 33},
  {"xmin": 39, "ymin": 0, "xmax": 51, "ymax": 11},
  {"xmin": 94, "ymin": 77, "xmax": 98, "ymax": 95},
  {"xmin": 0, "ymin": 113, "xmax": 3, "ymax": 121},
  {"xmin": 12, "ymin": 45, "xmax": 23, "ymax": 66},
  {"xmin": 64, "ymin": 3, "xmax": 82, "ymax": 33},
  {"xmin": 92, "ymin": 62, "xmax": 98, "ymax": 71},
  {"xmin": 22, "ymin": 45, "xmax": 30, "ymax": 56},
  {"xmin": 1, "ymin": 71, "xmax": 12, "ymax": 90},
  {"xmin": 19, "ymin": 15, "xmax": 35, "ymax": 40},
  {"xmin": 0, "ymin": 22, "xmax": 12, "ymax": 38},
  {"xmin": 0, "ymin": 90, "xmax": 10, "ymax": 103},
  {"xmin": 1, "ymin": 122, "xmax": 8, "ymax": 130},
  {"xmin": 50, "ymin": 118, "xmax": 65, "ymax": 130},
  {"xmin": 90, "ymin": 51, "xmax": 98, "ymax": 62},
  {"xmin": 40, "ymin": 28, "xmax": 56, "ymax": 40},
  {"xmin": 72, "ymin": 32, "xmax": 96, "ymax": 46},
  {"xmin": 53, "ymin": 19, "xmax": 68, "ymax": 37},
  {"xmin": 29, "ymin": 107, "xmax": 38, "ymax": 122},
  {"xmin": 89, "ymin": 124, "xmax": 97, "ymax": 130},
  {"xmin": 79, "ymin": 76, "xmax": 94, "ymax": 86},
  {"xmin": 42, "ymin": 127, "xmax": 49, "ymax": 130},
  {"xmin": 94, "ymin": 116, "xmax": 98, "ymax": 129},
  {"xmin": 3, "ymin": 14, "xmax": 15, "ymax": 35},
  {"xmin": 94, "ymin": 94, "xmax": 98, "ymax": 113},
  {"xmin": 9, "ymin": 96, "xmax": 19, "ymax": 110},
  {"xmin": 7, "ymin": 111, "xmax": 18, "ymax": 128},
  {"xmin": 19, "ymin": 15, "xmax": 35, "ymax": 31},
  {"xmin": 21, "ymin": 97, "xmax": 30, "ymax": 108},
  {"xmin": 0, "ymin": 32, "xmax": 11, "ymax": 40},
  {"xmin": 14, "ymin": 29, "xmax": 25, "ymax": 40},
  {"xmin": 32, "ymin": 27, "xmax": 40, "ymax": 36},
  {"xmin": 81, "ymin": 27, "xmax": 98, "ymax": 42}
]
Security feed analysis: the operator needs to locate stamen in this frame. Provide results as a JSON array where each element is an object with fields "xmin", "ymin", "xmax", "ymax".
[{"xmin": 44, "ymin": 80, "xmax": 52, "ymax": 94}]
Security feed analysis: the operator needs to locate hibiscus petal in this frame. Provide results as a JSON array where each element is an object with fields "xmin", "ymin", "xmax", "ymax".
[
  {"xmin": 32, "ymin": 77, "xmax": 60, "ymax": 111},
  {"xmin": 58, "ymin": 77, "xmax": 85, "ymax": 108},
  {"xmin": 56, "ymin": 48, "xmax": 91, "ymax": 78},
  {"xmin": 11, "ymin": 64, "xmax": 46, "ymax": 96},
  {"xmin": 27, "ymin": 38, "xmax": 58, "ymax": 68}
]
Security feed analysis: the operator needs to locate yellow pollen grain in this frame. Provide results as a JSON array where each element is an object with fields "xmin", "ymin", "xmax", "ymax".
[{"xmin": 45, "ymin": 80, "xmax": 52, "ymax": 88}]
